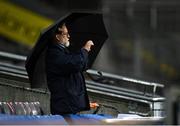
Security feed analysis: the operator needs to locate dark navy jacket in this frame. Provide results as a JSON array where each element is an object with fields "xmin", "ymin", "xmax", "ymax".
[{"xmin": 46, "ymin": 43, "xmax": 90, "ymax": 115}]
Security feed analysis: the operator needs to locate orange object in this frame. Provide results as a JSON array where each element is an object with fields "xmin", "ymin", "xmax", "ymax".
[{"xmin": 90, "ymin": 102, "xmax": 99, "ymax": 108}]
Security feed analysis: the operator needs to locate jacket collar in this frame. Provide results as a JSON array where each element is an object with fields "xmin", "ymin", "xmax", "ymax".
[
  {"xmin": 58, "ymin": 43, "xmax": 66, "ymax": 49},
  {"xmin": 56, "ymin": 43, "xmax": 69, "ymax": 53}
]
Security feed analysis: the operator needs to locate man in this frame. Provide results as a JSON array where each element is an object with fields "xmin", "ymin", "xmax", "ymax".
[{"xmin": 46, "ymin": 23, "xmax": 94, "ymax": 115}]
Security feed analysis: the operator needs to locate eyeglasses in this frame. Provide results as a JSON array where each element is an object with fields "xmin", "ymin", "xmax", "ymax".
[{"xmin": 61, "ymin": 32, "xmax": 70, "ymax": 37}]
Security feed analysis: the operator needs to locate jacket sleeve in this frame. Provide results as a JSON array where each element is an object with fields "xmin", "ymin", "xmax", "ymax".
[{"xmin": 47, "ymin": 47, "xmax": 89, "ymax": 74}]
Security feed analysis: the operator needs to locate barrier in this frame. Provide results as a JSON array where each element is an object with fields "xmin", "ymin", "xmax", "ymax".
[
  {"xmin": 0, "ymin": 113, "xmax": 112, "ymax": 125},
  {"xmin": 0, "ymin": 114, "xmax": 68, "ymax": 125},
  {"xmin": 63, "ymin": 114, "xmax": 112, "ymax": 125},
  {"xmin": 0, "ymin": 51, "xmax": 166, "ymax": 116},
  {"xmin": 0, "ymin": 102, "xmax": 44, "ymax": 115}
]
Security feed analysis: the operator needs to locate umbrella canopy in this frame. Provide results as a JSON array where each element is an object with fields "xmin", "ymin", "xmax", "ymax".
[{"xmin": 25, "ymin": 12, "xmax": 108, "ymax": 88}]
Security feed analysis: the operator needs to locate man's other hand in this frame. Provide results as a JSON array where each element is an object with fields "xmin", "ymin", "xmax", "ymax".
[
  {"xmin": 90, "ymin": 102, "xmax": 99, "ymax": 109},
  {"xmin": 83, "ymin": 40, "xmax": 94, "ymax": 52}
]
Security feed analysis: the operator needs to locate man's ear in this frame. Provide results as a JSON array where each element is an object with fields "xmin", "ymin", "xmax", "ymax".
[{"xmin": 56, "ymin": 35, "xmax": 60, "ymax": 41}]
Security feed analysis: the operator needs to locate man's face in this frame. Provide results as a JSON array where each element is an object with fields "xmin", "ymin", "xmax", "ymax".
[{"xmin": 56, "ymin": 25, "xmax": 70, "ymax": 47}]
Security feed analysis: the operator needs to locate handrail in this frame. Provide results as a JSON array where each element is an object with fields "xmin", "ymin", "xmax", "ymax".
[
  {"xmin": 0, "ymin": 51, "xmax": 26, "ymax": 61},
  {"xmin": 86, "ymin": 69, "xmax": 164, "ymax": 88},
  {"xmin": 86, "ymin": 80, "xmax": 165, "ymax": 102},
  {"xmin": 0, "ymin": 79, "xmax": 49, "ymax": 95},
  {"xmin": 86, "ymin": 69, "xmax": 164, "ymax": 97},
  {"xmin": 0, "ymin": 62, "xmax": 26, "ymax": 70}
]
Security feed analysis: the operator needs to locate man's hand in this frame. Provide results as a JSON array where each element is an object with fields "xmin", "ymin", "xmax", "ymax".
[
  {"xmin": 83, "ymin": 40, "xmax": 94, "ymax": 52},
  {"xmin": 90, "ymin": 102, "xmax": 99, "ymax": 109}
]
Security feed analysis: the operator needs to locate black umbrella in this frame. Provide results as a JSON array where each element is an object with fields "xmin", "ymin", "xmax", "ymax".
[{"xmin": 25, "ymin": 12, "xmax": 108, "ymax": 88}]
